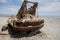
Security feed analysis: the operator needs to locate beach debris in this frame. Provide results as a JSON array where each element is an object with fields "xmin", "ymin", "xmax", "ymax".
[{"xmin": 1, "ymin": 0, "xmax": 44, "ymax": 37}]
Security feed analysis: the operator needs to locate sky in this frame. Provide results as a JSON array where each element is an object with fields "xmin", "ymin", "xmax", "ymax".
[{"xmin": 0, "ymin": 0, "xmax": 60, "ymax": 16}]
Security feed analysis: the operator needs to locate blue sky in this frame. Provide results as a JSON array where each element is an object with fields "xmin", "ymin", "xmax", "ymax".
[{"xmin": 0, "ymin": 0, "xmax": 60, "ymax": 16}]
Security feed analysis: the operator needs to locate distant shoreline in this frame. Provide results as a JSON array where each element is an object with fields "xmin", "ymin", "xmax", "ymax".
[
  {"xmin": 0, "ymin": 15, "xmax": 15, "ymax": 17},
  {"xmin": 0, "ymin": 16, "xmax": 60, "ymax": 19}
]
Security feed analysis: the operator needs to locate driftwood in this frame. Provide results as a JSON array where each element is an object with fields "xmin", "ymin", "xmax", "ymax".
[
  {"xmin": 13, "ymin": 19, "xmax": 44, "ymax": 26},
  {"xmin": 1, "ymin": 0, "xmax": 44, "ymax": 37},
  {"xmin": 1, "ymin": 25, "xmax": 8, "ymax": 31}
]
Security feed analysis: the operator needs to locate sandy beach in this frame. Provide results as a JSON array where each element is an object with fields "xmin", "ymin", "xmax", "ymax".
[{"xmin": 0, "ymin": 16, "xmax": 60, "ymax": 40}]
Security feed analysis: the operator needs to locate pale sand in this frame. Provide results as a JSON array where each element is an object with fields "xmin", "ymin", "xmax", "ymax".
[{"xmin": 0, "ymin": 16, "xmax": 60, "ymax": 40}]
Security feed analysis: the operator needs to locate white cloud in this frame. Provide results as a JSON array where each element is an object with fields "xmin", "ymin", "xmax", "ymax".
[
  {"xmin": 21, "ymin": 0, "xmax": 31, "ymax": 1},
  {"xmin": 38, "ymin": 2, "xmax": 60, "ymax": 12},
  {"xmin": 6, "ymin": 6, "xmax": 19, "ymax": 11},
  {"xmin": 0, "ymin": 6, "xmax": 20, "ymax": 15},
  {"xmin": 21, "ymin": 0, "xmax": 39, "ymax": 2},
  {"xmin": 6, "ymin": 6, "xmax": 20, "ymax": 14},
  {"xmin": 0, "ymin": 0, "xmax": 8, "ymax": 3}
]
